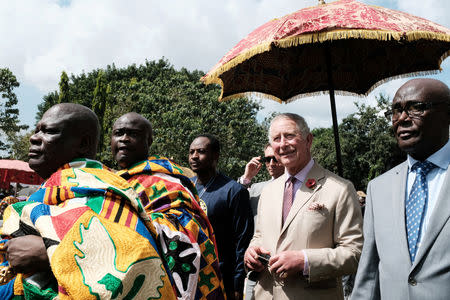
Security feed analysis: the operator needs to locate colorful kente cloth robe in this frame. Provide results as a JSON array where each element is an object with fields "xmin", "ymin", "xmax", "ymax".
[
  {"xmin": 0, "ymin": 159, "xmax": 177, "ymax": 299},
  {"xmin": 117, "ymin": 156, "xmax": 226, "ymax": 300}
]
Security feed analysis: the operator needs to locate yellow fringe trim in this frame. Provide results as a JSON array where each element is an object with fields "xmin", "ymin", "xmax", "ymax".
[
  {"xmin": 202, "ymin": 28, "xmax": 450, "ymax": 87},
  {"xmin": 218, "ymin": 69, "xmax": 442, "ymax": 103}
]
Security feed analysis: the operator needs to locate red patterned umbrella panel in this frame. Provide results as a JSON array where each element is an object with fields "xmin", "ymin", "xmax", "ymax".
[
  {"xmin": 201, "ymin": 0, "xmax": 450, "ymax": 175},
  {"xmin": 0, "ymin": 160, "xmax": 44, "ymax": 189},
  {"xmin": 202, "ymin": 0, "xmax": 450, "ymax": 101}
]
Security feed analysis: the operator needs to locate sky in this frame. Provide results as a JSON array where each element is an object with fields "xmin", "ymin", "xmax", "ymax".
[{"xmin": 1, "ymin": 0, "xmax": 449, "ymax": 129}]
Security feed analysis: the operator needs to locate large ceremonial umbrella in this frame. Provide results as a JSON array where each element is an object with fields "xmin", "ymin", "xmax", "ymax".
[
  {"xmin": 201, "ymin": 0, "xmax": 450, "ymax": 176},
  {"xmin": 0, "ymin": 160, "xmax": 43, "ymax": 189}
]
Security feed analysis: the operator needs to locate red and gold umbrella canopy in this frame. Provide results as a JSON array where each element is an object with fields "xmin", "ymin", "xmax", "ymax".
[
  {"xmin": 202, "ymin": 0, "xmax": 450, "ymax": 102},
  {"xmin": 202, "ymin": 0, "xmax": 450, "ymax": 176},
  {"xmin": 0, "ymin": 160, "xmax": 44, "ymax": 189}
]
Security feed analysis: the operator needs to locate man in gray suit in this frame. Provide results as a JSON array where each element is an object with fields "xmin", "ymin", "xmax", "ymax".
[
  {"xmin": 238, "ymin": 144, "xmax": 285, "ymax": 220},
  {"xmin": 352, "ymin": 78, "xmax": 450, "ymax": 300}
]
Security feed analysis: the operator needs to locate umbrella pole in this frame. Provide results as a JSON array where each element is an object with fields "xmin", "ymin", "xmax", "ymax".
[{"xmin": 325, "ymin": 46, "xmax": 344, "ymax": 177}]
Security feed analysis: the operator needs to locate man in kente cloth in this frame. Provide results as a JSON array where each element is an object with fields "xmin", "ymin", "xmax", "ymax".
[
  {"xmin": 111, "ymin": 112, "xmax": 225, "ymax": 300},
  {"xmin": 0, "ymin": 104, "xmax": 177, "ymax": 299}
]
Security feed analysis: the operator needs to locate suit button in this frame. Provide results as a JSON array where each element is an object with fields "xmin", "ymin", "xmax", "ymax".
[{"xmin": 408, "ymin": 277, "xmax": 417, "ymax": 286}]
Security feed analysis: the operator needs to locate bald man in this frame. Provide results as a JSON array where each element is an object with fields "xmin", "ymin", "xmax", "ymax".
[
  {"xmin": 111, "ymin": 112, "xmax": 225, "ymax": 299},
  {"xmin": 352, "ymin": 79, "xmax": 450, "ymax": 300},
  {"xmin": 1, "ymin": 104, "xmax": 176, "ymax": 299}
]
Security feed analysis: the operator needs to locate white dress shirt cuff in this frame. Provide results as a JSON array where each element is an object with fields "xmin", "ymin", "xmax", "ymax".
[
  {"xmin": 238, "ymin": 176, "xmax": 251, "ymax": 187},
  {"xmin": 302, "ymin": 250, "xmax": 309, "ymax": 276}
]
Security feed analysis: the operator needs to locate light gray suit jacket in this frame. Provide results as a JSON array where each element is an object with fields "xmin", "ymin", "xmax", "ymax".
[
  {"xmin": 248, "ymin": 180, "xmax": 270, "ymax": 223},
  {"xmin": 352, "ymin": 161, "xmax": 450, "ymax": 300}
]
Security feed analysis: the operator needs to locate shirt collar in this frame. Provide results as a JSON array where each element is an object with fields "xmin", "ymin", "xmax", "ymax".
[
  {"xmin": 285, "ymin": 158, "xmax": 314, "ymax": 184},
  {"xmin": 407, "ymin": 139, "xmax": 450, "ymax": 172}
]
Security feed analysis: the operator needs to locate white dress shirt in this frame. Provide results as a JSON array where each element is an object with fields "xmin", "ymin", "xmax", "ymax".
[
  {"xmin": 406, "ymin": 139, "xmax": 450, "ymax": 248},
  {"xmin": 284, "ymin": 158, "xmax": 314, "ymax": 275}
]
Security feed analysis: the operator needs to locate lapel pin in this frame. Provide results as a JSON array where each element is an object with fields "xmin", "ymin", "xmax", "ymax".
[{"xmin": 305, "ymin": 178, "xmax": 316, "ymax": 189}]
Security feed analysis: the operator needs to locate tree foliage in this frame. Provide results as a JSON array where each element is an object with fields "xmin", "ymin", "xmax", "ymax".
[
  {"xmin": 92, "ymin": 71, "xmax": 109, "ymax": 153},
  {"xmin": 10, "ymin": 131, "xmax": 33, "ymax": 161},
  {"xmin": 35, "ymin": 59, "xmax": 269, "ymax": 179},
  {"xmin": 311, "ymin": 95, "xmax": 405, "ymax": 191},
  {"xmin": 58, "ymin": 71, "xmax": 70, "ymax": 103},
  {"xmin": 0, "ymin": 68, "xmax": 28, "ymax": 156}
]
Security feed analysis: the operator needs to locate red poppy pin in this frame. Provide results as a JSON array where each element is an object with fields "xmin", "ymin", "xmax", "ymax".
[{"xmin": 305, "ymin": 178, "xmax": 316, "ymax": 189}]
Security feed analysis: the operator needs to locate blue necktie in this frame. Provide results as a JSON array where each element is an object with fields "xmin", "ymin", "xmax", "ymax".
[{"xmin": 406, "ymin": 160, "xmax": 436, "ymax": 263}]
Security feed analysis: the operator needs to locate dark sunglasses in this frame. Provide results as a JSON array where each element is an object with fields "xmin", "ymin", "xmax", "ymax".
[
  {"xmin": 384, "ymin": 101, "xmax": 446, "ymax": 120},
  {"xmin": 261, "ymin": 156, "xmax": 278, "ymax": 163}
]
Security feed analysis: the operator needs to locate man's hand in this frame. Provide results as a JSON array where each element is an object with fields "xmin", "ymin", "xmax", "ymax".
[
  {"xmin": 269, "ymin": 250, "xmax": 305, "ymax": 278},
  {"xmin": 244, "ymin": 246, "xmax": 270, "ymax": 272},
  {"xmin": 229, "ymin": 291, "xmax": 242, "ymax": 300},
  {"xmin": 242, "ymin": 157, "xmax": 263, "ymax": 183},
  {"xmin": 6, "ymin": 235, "xmax": 50, "ymax": 274}
]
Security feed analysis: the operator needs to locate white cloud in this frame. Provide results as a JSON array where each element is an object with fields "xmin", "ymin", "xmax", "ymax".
[
  {"xmin": 0, "ymin": 0, "xmax": 448, "ymax": 127},
  {"xmin": 397, "ymin": 0, "xmax": 450, "ymax": 27},
  {"xmin": 0, "ymin": 0, "xmax": 329, "ymax": 91}
]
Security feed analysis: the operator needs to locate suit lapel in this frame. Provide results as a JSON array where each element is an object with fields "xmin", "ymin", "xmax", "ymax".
[
  {"xmin": 412, "ymin": 167, "xmax": 450, "ymax": 270},
  {"xmin": 280, "ymin": 163, "xmax": 325, "ymax": 236},
  {"xmin": 273, "ymin": 174, "xmax": 287, "ymax": 236},
  {"xmin": 392, "ymin": 162, "xmax": 412, "ymax": 266}
]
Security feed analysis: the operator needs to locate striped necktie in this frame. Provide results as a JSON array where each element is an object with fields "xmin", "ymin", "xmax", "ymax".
[{"xmin": 282, "ymin": 176, "xmax": 297, "ymax": 225}]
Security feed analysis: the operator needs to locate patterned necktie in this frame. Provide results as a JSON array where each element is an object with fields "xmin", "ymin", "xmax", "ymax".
[
  {"xmin": 282, "ymin": 176, "xmax": 297, "ymax": 225},
  {"xmin": 406, "ymin": 160, "xmax": 436, "ymax": 263}
]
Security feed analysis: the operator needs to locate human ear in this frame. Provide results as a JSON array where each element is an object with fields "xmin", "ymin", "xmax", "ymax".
[
  {"xmin": 213, "ymin": 152, "xmax": 220, "ymax": 164},
  {"xmin": 306, "ymin": 133, "xmax": 313, "ymax": 148},
  {"xmin": 148, "ymin": 134, "xmax": 153, "ymax": 148},
  {"xmin": 78, "ymin": 134, "xmax": 94, "ymax": 157}
]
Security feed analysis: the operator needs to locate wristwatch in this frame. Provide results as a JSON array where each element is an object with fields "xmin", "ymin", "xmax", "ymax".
[{"xmin": 238, "ymin": 176, "xmax": 251, "ymax": 187}]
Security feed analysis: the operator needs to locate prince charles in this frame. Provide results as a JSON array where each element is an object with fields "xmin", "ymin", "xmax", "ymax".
[{"xmin": 244, "ymin": 113, "xmax": 363, "ymax": 300}]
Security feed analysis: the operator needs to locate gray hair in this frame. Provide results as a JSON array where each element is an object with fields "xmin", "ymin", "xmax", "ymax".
[{"xmin": 269, "ymin": 113, "xmax": 310, "ymax": 140}]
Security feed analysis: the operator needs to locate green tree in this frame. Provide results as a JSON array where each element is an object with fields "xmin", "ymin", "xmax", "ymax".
[
  {"xmin": 58, "ymin": 71, "xmax": 70, "ymax": 103},
  {"xmin": 92, "ymin": 71, "xmax": 109, "ymax": 153},
  {"xmin": 36, "ymin": 59, "xmax": 269, "ymax": 179},
  {"xmin": 312, "ymin": 95, "xmax": 405, "ymax": 191},
  {"xmin": 10, "ymin": 131, "xmax": 33, "ymax": 161},
  {"xmin": 36, "ymin": 91, "xmax": 58, "ymax": 122},
  {"xmin": 0, "ymin": 68, "xmax": 28, "ymax": 156}
]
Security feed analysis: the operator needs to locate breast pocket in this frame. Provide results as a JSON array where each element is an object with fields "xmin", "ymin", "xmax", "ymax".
[{"xmin": 302, "ymin": 207, "xmax": 333, "ymax": 248}]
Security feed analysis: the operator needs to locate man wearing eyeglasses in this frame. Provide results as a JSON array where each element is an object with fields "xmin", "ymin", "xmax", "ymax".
[
  {"xmin": 352, "ymin": 78, "xmax": 450, "ymax": 300},
  {"xmin": 238, "ymin": 144, "xmax": 285, "ymax": 220}
]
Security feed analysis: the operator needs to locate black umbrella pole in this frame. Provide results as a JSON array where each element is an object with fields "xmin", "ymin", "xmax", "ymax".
[
  {"xmin": 325, "ymin": 46, "xmax": 344, "ymax": 177},
  {"xmin": 328, "ymin": 90, "xmax": 344, "ymax": 177}
]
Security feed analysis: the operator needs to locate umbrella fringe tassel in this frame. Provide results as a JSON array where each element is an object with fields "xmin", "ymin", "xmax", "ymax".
[
  {"xmin": 219, "ymin": 68, "xmax": 443, "ymax": 103},
  {"xmin": 220, "ymin": 91, "xmax": 284, "ymax": 103},
  {"xmin": 202, "ymin": 29, "xmax": 450, "ymax": 89},
  {"xmin": 275, "ymin": 29, "xmax": 450, "ymax": 48},
  {"xmin": 202, "ymin": 42, "xmax": 274, "ymax": 86}
]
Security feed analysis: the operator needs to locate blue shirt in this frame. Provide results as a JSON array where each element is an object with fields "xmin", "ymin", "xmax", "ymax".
[
  {"xmin": 406, "ymin": 140, "xmax": 450, "ymax": 247},
  {"xmin": 194, "ymin": 172, "xmax": 253, "ymax": 295}
]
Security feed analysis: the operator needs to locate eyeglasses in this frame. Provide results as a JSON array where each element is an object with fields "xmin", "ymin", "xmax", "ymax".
[
  {"xmin": 261, "ymin": 156, "xmax": 277, "ymax": 163},
  {"xmin": 384, "ymin": 101, "xmax": 447, "ymax": 120}
]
